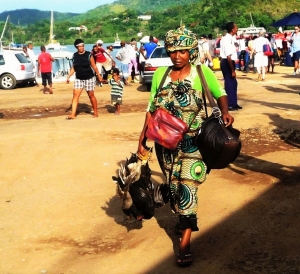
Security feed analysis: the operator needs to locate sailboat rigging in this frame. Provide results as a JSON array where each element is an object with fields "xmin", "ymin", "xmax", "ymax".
[
  {"xmin": 113, "ymin": 33, "xmax": 121, "ymax": 49},
  {"xmin": 45, "ymin": 10, "xmax": 65, "ymax": 50}
]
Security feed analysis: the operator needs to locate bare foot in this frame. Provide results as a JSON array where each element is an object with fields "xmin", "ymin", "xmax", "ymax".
[
  {"xmin": 66, "ymin": 116, "xmax": 75, "ymax": 120},
  {"xmin": 93, "ymin": 114, "xmax": 99, "ymax": 118}
]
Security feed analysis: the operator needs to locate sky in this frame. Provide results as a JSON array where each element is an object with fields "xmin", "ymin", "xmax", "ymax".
[{"xmin": 0, "ymin": 0, "xmax": 116, "ymax": 13}]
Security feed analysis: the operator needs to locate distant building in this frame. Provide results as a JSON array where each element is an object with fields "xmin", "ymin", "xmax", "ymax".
[
  {"xmin": 137, "ymin": 15, "xmax": 151, "ymax": 21},
  {"xmin": 68, "ymin": 25, "xmax": 88, "ymax": 32}
]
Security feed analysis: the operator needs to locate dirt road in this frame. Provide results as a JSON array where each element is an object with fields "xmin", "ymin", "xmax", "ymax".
[{"xmin": 0, "ymin": 66, "xmax": 300, "ymax": 274}]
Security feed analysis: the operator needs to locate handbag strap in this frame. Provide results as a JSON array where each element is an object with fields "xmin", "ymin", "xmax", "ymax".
[
  {"xmin": 196, "ymin": 65, "xmax": 223, "ymax": 121},
  {"xmin": 155, "ymin": 66, "xmax": 201, "ymax": 131},
  {"xmin": 157, "ymin": 66, "xmax": 172, "ymax": 92}
]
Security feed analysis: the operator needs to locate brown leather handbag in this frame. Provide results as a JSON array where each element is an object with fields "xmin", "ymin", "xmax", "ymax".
[
  {"xmin": 145, "ymin": 67, "xmax": 198, "ymax": 150},
  {"xmin": 146, "ymin": 108, "xmax": 188, "ymax": 150}
]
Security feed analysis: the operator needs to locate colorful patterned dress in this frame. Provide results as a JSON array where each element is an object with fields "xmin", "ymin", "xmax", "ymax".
[{"xmin": 148, "ymin": 65, "xmax": 226, "ymax": 230}]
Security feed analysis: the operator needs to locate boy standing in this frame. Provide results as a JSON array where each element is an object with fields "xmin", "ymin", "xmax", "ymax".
[{"xmin": 109, "ymin": 68, "xmax": 124, "ymax": 115}]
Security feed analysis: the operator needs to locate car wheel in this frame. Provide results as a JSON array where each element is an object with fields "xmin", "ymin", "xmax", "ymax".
[
  {"xmin": 0, "ymin": 74, "xmax": 17, "ymax": 90},
  {"xmin": 28, "ymin": 81, "xmax": 36, "ymax": 87}
]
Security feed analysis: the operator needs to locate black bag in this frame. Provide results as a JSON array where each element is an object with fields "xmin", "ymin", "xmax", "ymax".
[
  {"xmin": 196, "ymin": 111, "xmax": 241, "ymax": 171},
  {"xmin": 195, "ymin": 65, "xmax": 242, "ymax": 172}
]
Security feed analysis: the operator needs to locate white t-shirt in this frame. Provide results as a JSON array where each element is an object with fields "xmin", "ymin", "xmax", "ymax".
[
  {"xmin": 128, "ymin": 44, "xmax": 137, "ymax": 59},
  {"xmin": 238, "ymin": 39, "xmax": 246, "ymax": 51},
  {"xmin": 27, "ymin": 48, "xmax": 37, "ymax": 71},
  {"xmin": 220, "ymin": 33, "xmax": 237, "ymax": 60},
  {"xmin": 116, "ymin": 46, "xmax": 130, "ymax": 64}
]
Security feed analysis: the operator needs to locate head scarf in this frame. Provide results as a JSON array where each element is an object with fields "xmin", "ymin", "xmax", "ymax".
[
  {"xmin": 74, "ymin": 38, "xmax": 84, "ymax": 48},
  {"xmin": 164, "ymin": 25, "xmax": 199, "ymax": 65}
]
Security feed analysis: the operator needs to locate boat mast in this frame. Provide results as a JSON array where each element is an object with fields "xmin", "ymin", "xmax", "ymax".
[
  {"xmin": 250, "ymin": 13, "xmax": 255, "ymax": 27},
  {"xmin": 49, "ymin": 10, "xmax": 53, "ymax": 44},
  {"xmin": 0, "ymin": 15, "xmax": 10, "ymax": 51}
]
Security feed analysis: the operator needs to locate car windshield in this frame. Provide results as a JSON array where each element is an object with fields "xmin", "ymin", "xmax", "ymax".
[
  {"xmin": 15, "ymin": 53, "xmax": 31, "ymax": 63},
  {"xmin": 151, "ymin": 48, "xmax": 168, "ymax": 58}
]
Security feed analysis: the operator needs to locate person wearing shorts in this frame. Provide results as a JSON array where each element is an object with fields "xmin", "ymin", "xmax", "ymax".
[
  {"xmin": 66, "ymin": 39, "xmax": 103, "ymax": 119},
  {"xmin": 109, "ymin": 68, "xmax": 124, "ymax": 115},
  {"xmin": 37, "ymin": 46, "xmax": 54, "ymax": 94},
  {"xmin": 115, "ymin": 41, "xmax": 130, "ymax": 86}
]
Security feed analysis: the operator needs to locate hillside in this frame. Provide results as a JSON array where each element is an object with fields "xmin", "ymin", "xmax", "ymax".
[
  {"xmin": 0, "ymin": 0, "xmax": 199, "ymax": 25},
  {"xmin": 0, "ymin": 9, "xmax": 79, "ymax": 26},
  {"xmin": 69, "ymin": 0, "xmax": 199, "ymax": 23}
]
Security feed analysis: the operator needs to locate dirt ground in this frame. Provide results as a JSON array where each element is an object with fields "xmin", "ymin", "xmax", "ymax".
[{"xmin": 0, "ymin": 66, "xmax": 300, "ymax": 274}]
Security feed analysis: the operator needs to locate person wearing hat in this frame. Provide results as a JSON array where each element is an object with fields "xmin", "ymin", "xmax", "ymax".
[
  {"xmin": 65, "ymin": 39, "xmax": 103, "ymax": 119},
  {"xmin": 115, "ymin": 41, "xmax": 131, "ymax": 86},
  {"xmin": 95, "ymin": 39, "xmax": 113, "ymax": 79},
  {"xmin": 137, "ymin": 25, "xmax": 234, "ymax": 266},
  {"xmin": 253, "ymin": 30, "xmax": 271, "ymax": 81}
]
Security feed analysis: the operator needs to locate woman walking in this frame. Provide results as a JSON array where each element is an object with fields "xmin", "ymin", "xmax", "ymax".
[
  {"xmin": 137, "ymin": 25, "xmax": 234, "ymax": 266},
  {"xmin": 290, "ymin": 25, "xmax": 300, "ymax": 75},
  {"xmin": 66, "ymin": 39, "xmax": 102, "ymax": 119},
  {"xmin": 254, "ymin": 31, "xmax": 271, "ymax": 81}
]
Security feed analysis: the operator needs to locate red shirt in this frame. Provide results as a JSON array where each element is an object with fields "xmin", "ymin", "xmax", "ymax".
[
  {"xmin": 38, "ymin": 52, "xmax": 53, "ymax": 73},
  {"xmin": 95, "ymin": 47, "xmax": 107, "ymax": 63}
]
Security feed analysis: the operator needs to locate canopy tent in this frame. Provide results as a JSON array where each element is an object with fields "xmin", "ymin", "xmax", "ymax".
[{"xmin": 271, "ymin": 12, "xmax": 300, "ymax": 27}]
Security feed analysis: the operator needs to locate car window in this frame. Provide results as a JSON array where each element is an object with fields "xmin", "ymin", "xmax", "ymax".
[
  {"xmin": 151, "ymin": 48, "xmax": 168, "ymax": 58},
  {"xmin": 15, "ymin": 53, "xmax": 31, "ymax": 63},
  {"xmin": 0, "ymin": 55, "xmax": 5, "ymax": 66}
]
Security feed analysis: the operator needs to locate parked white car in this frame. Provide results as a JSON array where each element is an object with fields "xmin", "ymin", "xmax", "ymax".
[
  {"xmin": 0, "ymin": 51, "xmax": 35, "ymax": 90},
  {"xmin": 142, "ymin": 46, "xmax": 172, "ymax": 91}
]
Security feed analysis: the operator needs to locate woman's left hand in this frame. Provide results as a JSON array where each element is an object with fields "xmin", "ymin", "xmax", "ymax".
[{"xmin": 222, "ymin": 113, "xmax": 234, "ymax": 127}]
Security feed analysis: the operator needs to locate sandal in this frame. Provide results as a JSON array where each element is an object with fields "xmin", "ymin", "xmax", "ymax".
[{"xmin": 176, "ymin": 253, "xmax": 193, "ymax": 266}]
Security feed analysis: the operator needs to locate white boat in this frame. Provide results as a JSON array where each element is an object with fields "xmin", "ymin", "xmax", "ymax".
[
  {"xmin": 45, "ymin": 11, "xmax": 66, "ymax": 51},
  {"xmin": 237, "ymin": 13, "xmax": 266, "ymax": 36},
  {"xmin": 237, "ymin": 25, "xmax": 266, "ymax": 36},
  {"xmin": 113, "ymin": 33, "xmax": 121, "ymax": 49}
]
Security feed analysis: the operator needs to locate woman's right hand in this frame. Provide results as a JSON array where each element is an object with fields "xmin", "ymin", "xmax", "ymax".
[
  {"xmin": 138, "ymin": 143, "xmax": 147, "ymax": 156},
  {"xmin": 137, "ymin": 112, "xmax": 151, "ymax": 157}
]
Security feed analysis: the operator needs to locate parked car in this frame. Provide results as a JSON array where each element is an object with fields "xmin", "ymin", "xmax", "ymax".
[
  {"xmin": 0, "ymin": 51, "xmax": 35, "ymax": 90},
  {"xmin": 142, "ymin": 46, "xmax": 173, "ymax": 91},
  {"xmin": 214, "ymin": 37, "xmax": 221, "ymax": 56}
]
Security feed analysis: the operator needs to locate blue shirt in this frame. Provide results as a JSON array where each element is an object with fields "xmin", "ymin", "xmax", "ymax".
[
  {"xmin": 143, "ymin": 42, "xmax": 157, "ymax": 58},
  {"xmin": 291, "ymin": 33, "xmax": 300, "ymax": 53}
]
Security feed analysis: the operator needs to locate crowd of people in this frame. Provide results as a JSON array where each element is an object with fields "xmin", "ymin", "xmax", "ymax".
[{"xmin": 21, "ymin": 26, "xmax": 300, "ymax": 119}]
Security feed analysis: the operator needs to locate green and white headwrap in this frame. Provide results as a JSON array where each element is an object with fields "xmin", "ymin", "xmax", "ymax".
[{"xmin": 164, "ymin": 25, "xmax": 199, "ymax": 65}]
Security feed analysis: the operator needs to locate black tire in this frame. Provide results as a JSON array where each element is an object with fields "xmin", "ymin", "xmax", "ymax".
[
  {"xmin": 28, "ymin": 81, "xmax": 36, "ymax": 87},
  {"xmin": 0, "ymin": 74, "xmax": 17, "ymax": 90}
]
